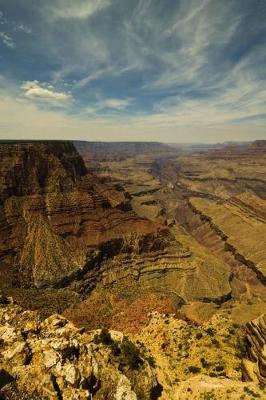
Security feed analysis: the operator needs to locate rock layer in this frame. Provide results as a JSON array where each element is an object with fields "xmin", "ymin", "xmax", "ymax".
[
  {"xmin": 0, "ymin": 141, "xmax": 179, "ymax": 290},
  {"xmin": 244, "ymin": 314, "xmax": 266, "ymax": 385}
]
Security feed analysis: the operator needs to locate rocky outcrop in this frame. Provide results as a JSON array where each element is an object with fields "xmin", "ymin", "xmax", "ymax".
[
  {"xmin": 1, "ymin": 297, "xmax": 266, "ymax": 400},
  {"xmin": 0, "ymin": 141, "xmax": 87, "ymax": 202},
  {"xmin": 244, "ymin": 314, "xmax": 266, "ymax": 385},
  {"xmin": 0, "ymin": 297, "xmax": 157, "ymax": 399}
]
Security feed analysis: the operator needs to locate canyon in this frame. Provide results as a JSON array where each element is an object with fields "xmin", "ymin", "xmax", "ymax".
[{"xmin": 0, "ymin": 139, "xmax": 266, "ymax": 399}]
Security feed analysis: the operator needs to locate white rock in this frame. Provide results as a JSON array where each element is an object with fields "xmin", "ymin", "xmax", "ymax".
[
  {"xmin": 63, "ymin": 364, "xmax": 80, "ymax": 386},
  {"xmin": 110, "ymin": 330, "xmax": 124, "ymax": 343},
  {"xmin": 43, "ymin": 349, "xmax": 59, "ymax": 369},
  {"xmin": 0, "ymin": 325, "xmax": 17, "ymax": 343},
  {"xmin": 3, "ymin": 341, "xmax": 25, "ymax": 360},
  {"xmin": 115, "ymin": 375, "xmax": 137, "ymax": 400}
]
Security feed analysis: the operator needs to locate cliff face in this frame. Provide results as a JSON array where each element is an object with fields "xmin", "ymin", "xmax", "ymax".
[
  {"xmin": 0, "ymin": 141, "xmax": 90, "ymax": 288},
  {"xmin": 0, "ymin": 141, "xmax": 181, "ymax": 292},
  {"xmin": 0, "ymin": 141, "xmax": 87, "ymax": 201}
]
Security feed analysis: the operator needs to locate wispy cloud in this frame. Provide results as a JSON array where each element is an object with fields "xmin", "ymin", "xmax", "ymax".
[
  {"xmin": 13, "ymin": 23, "xmax": 31, "ymax": 34},
  {"xmin": 0, "ymin": 0, "xmax": 266, "ymax": 141},
  {"xmin": 0, "ymin": 31, "xmax": 15, "ymax": 48},
  {"xmin": 0, "ymin": 11, "xmax": 6, "ymax": 25},
  {"xmin": 21, "ymin": 81, "xmax": 72, "ymax": 104},
  {"xmin": 45, "ymin": 0, "xmax": 110, "ymax": 20},
  {"xmin": 0, "ymin": 93, "xmax": 265, "ymax": 143},
  {"xmin": 99, "ymin": 98, "xmax": 131, "ymax": 110},
  {"xmin": 85, "ymin": 97, "xmax": 132, "ymax": 114}
]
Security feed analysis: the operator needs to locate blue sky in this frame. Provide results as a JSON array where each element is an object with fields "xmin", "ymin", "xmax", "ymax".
[{"xmin": 0, "ymin": 0, "xmax": 265, "ymax": 142}]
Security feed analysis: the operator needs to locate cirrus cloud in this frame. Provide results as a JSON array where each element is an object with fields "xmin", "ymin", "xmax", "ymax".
[
  {"xmin": 0, "ymin": 31, "xmax": 15, "ymax": 48},
  {"xmin": 99, "ymin": 98, "xmax": 131, "ymax": 110},
  {"xmin": 46, "ymin": 0, "xmax": 110, "ymax": 20},
  {"xmin": 0, "ymin": 0, "xmax": 266, "ymax": 142}
]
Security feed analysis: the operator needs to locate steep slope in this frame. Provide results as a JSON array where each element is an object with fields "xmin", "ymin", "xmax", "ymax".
[
  {"xmin": 0, "ymin": 142, "xmax": 173, "ymax": 288},
  {"xmin": 0, "ymin": 141, "xmax": 204, "ymax": 321},
  {"xmin": 149, "ymin": 141, "xmax": 266, "ymax": 324},
  {"xmin": 244, "ymin": 314, "xmax": 266, "ymax": 385},
  {"xmin": 0, "ymin": 141, "xmax": 234, "ymax": 325},
  {"xmin": 189, "ymin": 194, "xmax": 266, "ymax": 282}
]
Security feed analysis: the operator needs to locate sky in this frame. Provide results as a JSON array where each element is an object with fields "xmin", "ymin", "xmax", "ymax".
[{"xmin": 0, "ymin": 0, "xmax": 265, "ymax": 143}]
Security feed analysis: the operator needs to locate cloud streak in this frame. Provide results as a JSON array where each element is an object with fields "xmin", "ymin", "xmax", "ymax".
[
  {"xmin": 0, "ymin": 31, "xmax": 15, "ymax": 48},
  {"xmin": 44, "ymin": 0, "xmax": 110, "ymax": 20},
  {"xmin": 0, "ymin": 0, "xmax": 265, "ymax": 141}
]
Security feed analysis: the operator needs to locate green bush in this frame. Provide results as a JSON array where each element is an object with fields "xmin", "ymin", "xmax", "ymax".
[
  {"xmin": 235, "ymin": 337, "xmax": 248, "ymax": 358},
  {"xmin": 94, "ymin": 330, "xmax": 144, "ymax": 370},
  {"xmin": 121, "ymin": 338, "xmax": 143, "ymax": 370},
  {"xmin": 211, "ymin": 338, "xmax": 220, "ymax": 348},
  {"xmin": 215, "ymin": 365, "xmax": 224, "ymax": 372},
  {"xmin": 187, "ymin": 366, "xmax": 201, "ymax": 374},
  {"xmin": 146, "ymin": 355, "xmax": 156, "ymax": 368},
  {"xmin": 93, "ymin": 328, "xmax": 113, "ymax": 345},
  {"xmin": 205, "ymin": 327, "xmax": 215, "ymax": 336},
  {"xmin": 200, "ymin": 357, "xmax": 210, "ymax": 368},
  {"xmin": 110, "ymin": 341, "xmax": 121, "ymax": 356}
]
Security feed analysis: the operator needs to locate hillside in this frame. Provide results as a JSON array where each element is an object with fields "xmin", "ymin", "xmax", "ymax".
[{"xmin": 0, "ymin": 140, "xmax": 265, "ymax": 398}]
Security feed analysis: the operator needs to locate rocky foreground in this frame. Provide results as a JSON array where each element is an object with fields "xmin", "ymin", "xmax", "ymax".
[
  {"xmin": 0, "ymin": 296, "xmax": 158, "ymax": 400},
  {"xmin": 0, "ymin": 297, "xmax": 265, "ymax": 400}
]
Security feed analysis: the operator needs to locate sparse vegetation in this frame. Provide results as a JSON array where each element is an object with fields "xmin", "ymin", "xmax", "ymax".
[
  {"xmin": 235, "ymin": 337, "xmax": 248, "ymax": 358},
  {"xmin": 211, "ymin": 338, "xmax": 220, "ymax": 348},
  {"xmin": 146, "ymin": 355, "xmax": 156, "ymax": 368},
  {"xmin": 187, "ymin": 366, "xmax": 201, "ymax": 374},
  {"xmin": 200, "ymin": 357, "xmax": 210, "ymax": 368},
  {"xmin": 201, "ymin": 392, "xmax": 216, "ymax": 400},
  {"xmin": 206, "ymin": 327, "xmax": 216, "ymax": 336},
  {"xmin": 244, "ymin": 386, "xmax": 261, "ymax": 398},
  {"xmin": 94, "ymin": 329, "xmax": 143, "ymax": 369},
  {"xmin": 121, "ymin": 337, "xmax": 143, "ymax": 369},
  {"xmin": 93, "ymin": 327, "xmax": 113, "ymax": 345}
]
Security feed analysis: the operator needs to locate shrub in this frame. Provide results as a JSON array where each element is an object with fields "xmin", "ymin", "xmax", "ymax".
[
  {"xmin": 110, "ymin": 341, "xmax": 121, "ymax": 356},
  {"xmin": 228, "ymin": 327, "xmax": 235, "ymax": 335},
  {"xmin": 202, "ymin": 392, "xmax": 216, "ymax": 400},
  {"xmin": 244, "ymin": 386, "xmax": 261, "ymax": 397},
  {"xmin": 235, "ymin": 337, "xmax": 248, "ymax": 358},
  {"xmin": 187, "ymin": 366, "xmax": 201, "ymax": 374},
  {"xmin": 200, "ymin": 357, "xmax": 210, "ymax": 368},
  {"xmin": 211, "ymin": 338, "xmax": 220, "ymax": 348},
  {"xmin": 146, "ymin": 355, "xmax": 156, "ymax": 368},
  {"xmin": 93, "ymin": 328, "xmax": 113, "ymax": 345},
  {"xmin": 215, "ymin": 365, "xmax": 224, "ymax": 372},
  {"xmin": 94, "ymin": 330, "xmax": 144, "ymax": 370},
  {"xmin": 205, "ymin": 327, "xmax": 215, "ymax": 336},
  {"xmin": 121, "ymin": 338, "xmax": 143, "ymax": 370}
]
